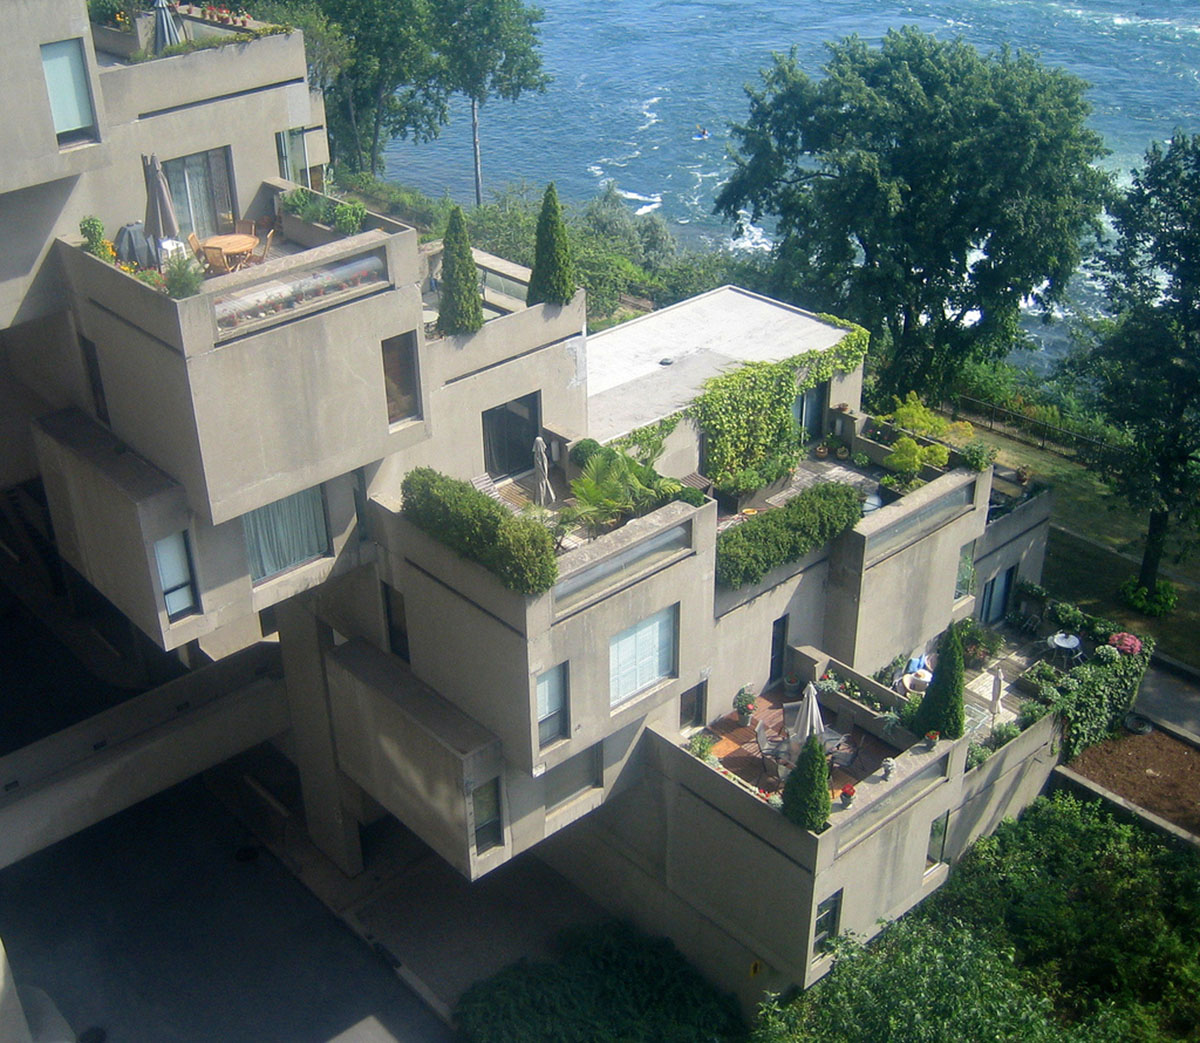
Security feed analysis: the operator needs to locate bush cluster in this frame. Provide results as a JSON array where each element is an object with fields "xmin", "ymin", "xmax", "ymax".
[
  {"xmin": 455, "ymin": 921, "xmax": 743, "ymax": 1043},
  {"xmin": 715, "ymin": 484, "xmax": 862, "ymax": 588},
  {"xmin": 401, "ymin": 468, "xmax": 557, "ymax": 595},
  {"xmin": 1117, "ymin": 576, "xmax": 1178, "ymax": 617}
]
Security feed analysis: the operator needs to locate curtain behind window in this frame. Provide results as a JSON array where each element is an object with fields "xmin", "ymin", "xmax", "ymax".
[{"xmin": 244, "ymin": 487, "xmax": 328, "ymax": 583}]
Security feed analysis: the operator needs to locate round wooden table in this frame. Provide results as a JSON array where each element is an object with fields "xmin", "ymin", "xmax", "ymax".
[{"xmin": 203, "ymin": 233, "xmax": 258, "ymax": 266}]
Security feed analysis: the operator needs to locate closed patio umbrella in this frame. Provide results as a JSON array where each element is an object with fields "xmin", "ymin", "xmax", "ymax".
[
  {"xmin": 142, "ymin": 153, "xmax": 179, "ymax": 265},
  {"xmin": 153, "ymin": 0, "xmax": 183, "ymax": 54},
  {"xmin": 533, "ymin": 436, "xmax": 553, "ymax": 505}
]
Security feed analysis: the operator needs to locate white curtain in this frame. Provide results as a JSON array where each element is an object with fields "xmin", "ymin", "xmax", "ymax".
[
  {"xmin": 609, "ymin": 605, "xmax": 676, "ymax": 707},
  {"xmin": 244, "ymin": 487, "xmax": 328, "ymax": 583}
]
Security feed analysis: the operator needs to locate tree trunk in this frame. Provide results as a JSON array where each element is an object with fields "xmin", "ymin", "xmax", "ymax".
[
  {"xmin": 471, "ymin": 97, "xmax": 483, "ymax": 207},
  {"xmin": 1138, "ymin": 509, "xmax": 1170, "ymax": 590}
]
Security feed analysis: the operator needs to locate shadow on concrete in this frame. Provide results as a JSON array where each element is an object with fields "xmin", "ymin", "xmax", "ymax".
[{"xmin": 0, "ymin": 778, "xmax": 451, "ymax": 1043}]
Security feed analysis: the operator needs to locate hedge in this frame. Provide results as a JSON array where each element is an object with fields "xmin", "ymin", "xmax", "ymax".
[
  {"xmin": 715, "ymin": 483, "xmax": 862, "ymax": 588},
  {"xmin": 401, "ymin": 468, "xmax": 557, "ymax": 595}
]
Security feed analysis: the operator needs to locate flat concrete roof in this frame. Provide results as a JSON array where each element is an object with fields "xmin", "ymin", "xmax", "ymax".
[{"xmin": 586, "ymin": 286, "xmax": 848, "ymax": 444}]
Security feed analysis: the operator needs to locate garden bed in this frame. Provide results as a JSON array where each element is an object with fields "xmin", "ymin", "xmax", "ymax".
[{"xmin": 1069, "ymin": 727, "xmax": 1200, "ymax": 836}]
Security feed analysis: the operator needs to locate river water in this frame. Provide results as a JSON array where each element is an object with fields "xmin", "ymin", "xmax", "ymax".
[{"xmin": 383, "ymin": 0, "xmax": 1198, "ymax": 363}]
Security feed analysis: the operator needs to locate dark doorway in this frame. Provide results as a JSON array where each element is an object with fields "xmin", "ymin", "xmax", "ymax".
[
  {"xmin": 482, "ymin": 391, "xmax": 540, "ymax": 479},
  {"xmin": 769, "ymin": 614, "xmax": 789, "ymax": 682}
]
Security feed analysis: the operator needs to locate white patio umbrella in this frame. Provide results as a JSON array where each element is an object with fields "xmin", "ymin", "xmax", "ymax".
[
  {"xmin": 153, "ymin": 0, "xmax": 183, "ymax": 54},
  {"xmin": 793, "ymin": 681, "xmax": 826, "ymax": 743},
  {"xmin": 533, "ymin": 436, "xmax": 554, "ymax": 506}
]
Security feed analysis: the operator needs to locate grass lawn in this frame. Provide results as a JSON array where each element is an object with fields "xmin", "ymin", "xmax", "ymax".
[{"xmin": 1042, "ymin": 528, "xmax": 1200, "ymax": 669}]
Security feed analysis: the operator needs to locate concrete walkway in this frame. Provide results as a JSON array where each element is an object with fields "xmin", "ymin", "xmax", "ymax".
[
  {"xmin": 0, "ymin": 779, "xmax": 452, "ymax": 1043},
  {"xmin": 1137, "ymin": 662, "xmax": 1200, "ymax": 743}
]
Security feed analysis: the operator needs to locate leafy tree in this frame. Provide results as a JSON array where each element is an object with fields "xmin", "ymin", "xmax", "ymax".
[
  {"xmin": 913, "ymin": 624, "xmax": 965, "ymax": 739},
  {"xmin": 781, "ymin": 733, "xmax": 830, "ymax": 832},
  {"xmin": 1063, "ymin": 134, "xmax": 1200, "ymax": 591},
  {"xmin": 715, "ymin": 27, "xmax": 1109, "ymax": 402},
  {"xmin": 437, "ymin": 206, "xmax": 483, "ymax": 335},
  {"xmin": 435, "ymin": 0, "xmax": 549, "ymax": 206},
  {"xmin": 526, "ymin": 183, "xmax": 577, "ymax": 306}
]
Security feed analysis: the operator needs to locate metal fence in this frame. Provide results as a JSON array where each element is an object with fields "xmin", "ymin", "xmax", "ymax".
[{"xmin": 951, "ymin": 395, "xmax": 1113, "ymax": 458}]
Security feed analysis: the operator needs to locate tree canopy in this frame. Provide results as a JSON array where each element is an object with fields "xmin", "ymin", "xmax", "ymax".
[
  {"xmin": 715, "ymin": 27, "xmax": 1109, "ymax": 403},
  {"xmin": 1063, "ymin": 133, "xmax": 1200, "ymax": 592},
  {"xmin": 436, "ymin": 0, "xmax": 549, "ymax": 206}
]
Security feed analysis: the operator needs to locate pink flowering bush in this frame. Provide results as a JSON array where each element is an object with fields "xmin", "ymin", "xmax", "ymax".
[{"xmin": 1107, "ymin": 632, "xmax": 1142, "ymax": 656}]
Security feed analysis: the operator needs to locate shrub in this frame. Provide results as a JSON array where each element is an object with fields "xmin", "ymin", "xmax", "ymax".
[
  {"xmin": 568, "ymin": 438, "xmax": 602, "ymax": 469},
  {"xmin": 456, "ymin": 921, "xmax": 743, "ymax": 1043},
  {"xmin": 913, "ymin": 624, "xmax": 965, "ymax": 739},
  {"xmin": 401, "ymin": 467, "xmax": 557, "ymax": 595},
  {"xmin": 162, "ymin": 251, "xmax": 204, "ymax": 299},
  {"xmin": 960, "ymin": 438, "xmax": 998, "ymax": 471},
  {"xmin": 1117, "ymin": 576, "xmax": 1178, "ymax": 617},
  {"xmin": 526, "ymin": 182, "xmax": 577, "ymax": 306},
  {"xmin": 782, "ymin": 734, "xmax": 831, "ymax": 832},
  {"xmin": 1046, "ymin": 599, "xmax": 1086, "ymax": 633},
  {"xmin": 333, "ymin": 200, "xmax": 366, "ymax": 236},
  {"xmin": 715, "ymin": 483, "xmax": 861, "ymax": 588}
]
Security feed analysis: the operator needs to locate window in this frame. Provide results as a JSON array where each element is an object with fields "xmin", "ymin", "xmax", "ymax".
[
  {"xmin": 276, "ymin": 128, "xmax": 310, "ymax": 187},
  {"xmin": 813, "ymin": 890, "xmax": 842, "ymax": 958},
  {"xmin": 955, "ymin": 542, "xmax": 976, "ymax": 599},
  {"xmin": 472, "ymin": 778, "xmax": 502, "ymax": 854},
  {"xmin": 679, "ymin": 680, "xmax": 707, "ymax": 729},
  {"xmin": 154, "ymin": 531, "xmax": 198, "ymax": 621},
  {"xmin": 382, "ymin": 332, "xmax": 420, "ymax": 424},
  {"xmin": 609, "ymin": 604, "xmax": 677, "ymax": 708},
  {"xmin": 537, "ymin": 663, "xmax": 569, "ymax": 747},
  {"xmin": 927, "ymin": 811, "xmax": 949, "ymax": 869},
  {"xmin": 243, "ymin": 486, "xmax": 329, "ymax": 583},
  {"xmin": 41, "ymin": 39, "xmax": 96, "ymax": 146},
  {"xmin": 164, "ymin": 147, "xmax": 234, "ymax": 240}
]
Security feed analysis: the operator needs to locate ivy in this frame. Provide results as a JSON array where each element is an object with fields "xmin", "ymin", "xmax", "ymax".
[
  {"xmin": 609, "ymin": 415, "xmax": 680, "ymax": 465},
  {"xmin": 686, "ymin": 323, "xmax": 868, "ymax": 489}
]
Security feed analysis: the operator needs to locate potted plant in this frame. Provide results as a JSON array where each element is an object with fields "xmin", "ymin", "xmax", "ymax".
[
  {"xmin": 840, "ymin": 783, "xmax": 856, "ymax": 807},
  {"xmin": 924, "ymin": 729, "xmax": 940, "ymax": 749},
  {"xmin": 733, "ymin": 686, "xmax": 755, "ymax": 726}
]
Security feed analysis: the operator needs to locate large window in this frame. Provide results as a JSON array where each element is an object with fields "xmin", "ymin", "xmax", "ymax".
[
  {"xmin": 154, "ymin": 531, "xmax": 197, "ymax": 621},
  {"xmin": 609, "ymin": 605, "xmax": 677, "ymax": 708},
  {"xmin": 276, "ymin": 128, "xmax": 310, "ymax": 187},
  {"xmin": 244, "ymin": 486, "xmax": 329, "ymax": 583},
  {"xmin": 382, "ymin": 332, "xmax": 420, "ymax": 424},
  {"xmin": 41, "ymin": 39, "xmax": 96, "ymax": 146},
  {"xmin": 164, "ymin": 147, "xmax": 234, "ymax": 240},
  {"xmin": 537, "ymin": 663, "xmax": 569, "ymax": 747},
  {"xmin": 472, "ymin": 779, "xmax": 502, "ymax": 854}
]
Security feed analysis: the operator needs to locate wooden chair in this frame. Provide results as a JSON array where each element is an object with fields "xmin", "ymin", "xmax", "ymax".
[
  {"xmin": 202, "ymin": 244, "xmax": 231, "ymax": 275},
  {"xmin": 235, "ymin": 219, "xmax": 255, "ymax": 236},
  {"xmin": 243, "ymin": 229, "xmax": 273, "ymax": 266}
]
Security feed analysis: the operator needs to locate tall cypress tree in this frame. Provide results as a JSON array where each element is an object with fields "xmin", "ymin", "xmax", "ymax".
[
  {"xmin": 437, "ymin": 205, "xmax": 483, "ymax": 336},
  {"xmin": 913, "ymin": 623, "xmax": 966, "ymax": 739},
  {"xmin": 782, "ymin": 733, "xmax": 831, "ymax": 832},
  {"xmin": 526, "ymin": 182, "xmax": 576, "ymax": 306}
]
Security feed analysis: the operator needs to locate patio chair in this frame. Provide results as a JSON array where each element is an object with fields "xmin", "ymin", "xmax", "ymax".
[
  {"xmin": 243, "ymin": 229, "xmax": 273, "ymax": 266},
  {"xmin": 202, "ymin": 244, "xmax": 232, "ymax": 275}
]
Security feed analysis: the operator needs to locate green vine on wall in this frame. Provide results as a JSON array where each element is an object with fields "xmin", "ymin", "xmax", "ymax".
[
  {"xmin": 685, "ymin": 322, "xmax": 868, "ymax": 489},
  {"xmin": 609, "ymin": 415, "xmax": 680, "ymax": 465}
]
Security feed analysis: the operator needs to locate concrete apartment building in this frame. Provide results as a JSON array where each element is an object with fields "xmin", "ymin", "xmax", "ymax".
[{"xmin": 0, "ymin": 1, "xmax": 1058, "ymax": 1032}]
